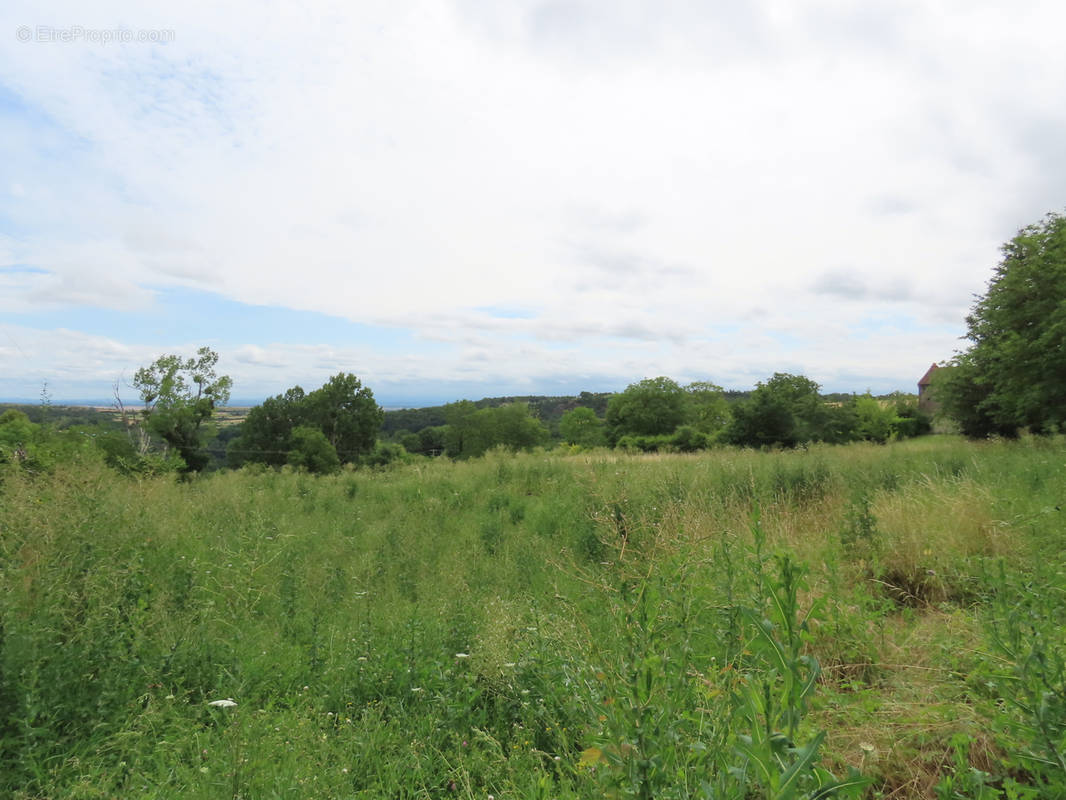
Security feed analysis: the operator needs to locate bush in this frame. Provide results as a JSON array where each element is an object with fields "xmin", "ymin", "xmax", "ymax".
[{"xmin": 286, "ymin": 426, "xmax": 341, "ymax": 474}]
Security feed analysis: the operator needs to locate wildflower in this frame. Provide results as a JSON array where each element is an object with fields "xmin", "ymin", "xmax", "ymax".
[
  {"xmin": 411, "ymin": 687, "xmax": 424, "ymax": 693},
  {"xmin": 455, "ymin": 652, "xmax": 470, "ymax": 659},
  {"xmin": 207, "ymin": 698, "xmax": 237, "ymax": 708}
]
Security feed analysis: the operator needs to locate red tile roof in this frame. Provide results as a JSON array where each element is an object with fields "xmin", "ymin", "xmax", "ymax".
[{"xmin": 918, "ymin": 363, "xmax": 939, "ymax": 387}]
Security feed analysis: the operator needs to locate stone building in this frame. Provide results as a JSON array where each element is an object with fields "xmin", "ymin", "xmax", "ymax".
[{"xmin": 918, "ymin": 363, "xmax": 939, "ymax": 413}]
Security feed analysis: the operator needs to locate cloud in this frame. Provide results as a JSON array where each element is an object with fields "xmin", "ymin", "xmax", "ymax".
[{"xmin": 1, "ymin": 0, "xmax": 1063, "ymax": 401}]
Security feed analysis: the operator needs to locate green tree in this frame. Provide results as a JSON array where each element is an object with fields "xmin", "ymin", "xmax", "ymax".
[
  {"xmin": 683, "ymin": 381, "xmax": 731, "ymax": 438},
  {"xmin": 417, "ymin": 425, "xmax": 447, "ymax": 456},
  {"xmin": 286, "ymin": 426, "xmax": 341, "ymax": 474},
  {"xmin": 397, "ymin": 431, "xmax": 422, "ymax": 453},
  {"xmin": 304, "ymin": 373, "xmax": 383, "ymax": 459},
  {"xmin": 443, "ymin": 401, "xmax": 547, "ymax": 458},
  {"xmin": 851, "ymin": 394, "xmax": 897, "ymax": 443},
  {"xmin": 0, "ymin": 409, "xmax": 37, "ymax": 465},
  {"xmin": 443, "ymin": 400, "xmax": 479, "ymax": 457},
  {"xmin": 606, "ymin": 377, "xmax": 687, "ymax": 445},
  {"xmin": 559, "ymin": 406, "xmax": 606, "ymax": 447},
  {"xmin": 725, "ymin": 373, "xmax": 836, "ymax": 448},
  {"xmin": 229, "ymin": 375, "xmax": 382, "ymax": 467},
  {"xmin": 228, "ymin": 386, "xmax": 308, "ymax": 467},
  {"xmin": 133, "ymin": 347, "xmax": 232, "ymax": 472},
  {"xmin": 935, "ymin": 211, "xmax": 1066, "ymax": 436}
]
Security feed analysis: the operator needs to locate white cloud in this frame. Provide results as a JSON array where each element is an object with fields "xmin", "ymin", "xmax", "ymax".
[{"xmin": 0, "ymin": 0, "xmax": 1063, "ymax": 399}]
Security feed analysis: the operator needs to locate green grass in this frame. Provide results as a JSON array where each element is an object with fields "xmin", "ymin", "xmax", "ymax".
[{"xmin": 1, "ymin": 436, "xmax": 1064, "ymax": 798}]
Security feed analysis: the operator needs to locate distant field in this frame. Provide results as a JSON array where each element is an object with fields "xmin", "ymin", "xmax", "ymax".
[{"xmin": 1, "ymin": 437, "xmax": 1063, "ymax": 798}]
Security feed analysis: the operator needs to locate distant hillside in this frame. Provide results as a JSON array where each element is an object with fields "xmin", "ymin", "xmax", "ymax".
[
  {"xmin": 380, "ymin": 388, "xmax": 916, "ymax": 438},
  {"xmin": 381, "ymin": 391, "xmax": 615, "ymax": 436}
]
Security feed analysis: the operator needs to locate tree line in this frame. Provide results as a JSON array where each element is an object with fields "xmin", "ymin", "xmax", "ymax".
[{"xmin": 3, "ymin": 209, "xmax": 1062, "ymax": 476}]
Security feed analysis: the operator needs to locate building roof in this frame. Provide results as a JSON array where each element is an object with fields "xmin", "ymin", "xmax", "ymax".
[{"xmin": 918, "ymin": 363, "xmax": 939, "ymax": 387}]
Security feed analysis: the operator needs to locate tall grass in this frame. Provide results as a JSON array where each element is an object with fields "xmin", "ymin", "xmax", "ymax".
[{"xmin": 0, "ymin": 436, "xmax": 1063, "ymax": 798}]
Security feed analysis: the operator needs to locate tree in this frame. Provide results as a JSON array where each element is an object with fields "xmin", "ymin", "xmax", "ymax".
[
  {"xmin": 559, "ymin": 407, "xmax": 606, "ymax": 447},
  {"xmin": 304, "ymin": 373, "xmax": 383, "ymax": 459},
  {"xmin": 443, "ymin": 401, "xmax": 548, "ymax": 458},
  {"xmin": 228, "ymin": 375, "xmax": 382, "ymax": 468},
  {"xmin": 605, "ymin": 377, "xmax": 687, "ymax": 445},
  {"xmin": 725, "ymin": 373, "xmax": 834, "ymax": 448},
  {"xmin": 133, "ymin": 347, "xmax": 232, "ymax": 472},
  {"xmin": 228, "ymin": 386, "xmax": 308, "ymax": 468},
  {"xmin": 286, "ymin": 426, "xmax": 341, "ymax": 474},
  {"xmin": 851, "ymin": 394, "xmax": 897, "ymax": 443},
  {"xmin": 443, "ymin": 400, "xmax": 479, "ymax": 458},
  {"xmin": 935, "ymin": 211, "xmax": 1066, "ymax": 436},
  {"xmin": 683, "ymin": 381, "xmax": 731, "ymax": 439}
]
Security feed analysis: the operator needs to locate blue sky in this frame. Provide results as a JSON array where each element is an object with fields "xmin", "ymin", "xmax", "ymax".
[{"xmin": 2, "ymin": 1, "xmax": 1065, "ymax": 407}]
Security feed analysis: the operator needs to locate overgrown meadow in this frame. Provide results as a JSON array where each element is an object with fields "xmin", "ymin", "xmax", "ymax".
[{"xmin": 1, "ymin": 437, "xmax": 1064, "ymax": 798}]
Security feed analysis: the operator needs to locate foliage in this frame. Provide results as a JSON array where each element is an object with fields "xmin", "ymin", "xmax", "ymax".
[
  {"xmin": 616, "ymin": 426, "xmax": 712, "ymax": 453},
  {"xmin": 381, "ymin": 392, "xmax": 613, "ymax": 438},
  {"xmin": 228, "ymin": 386, "xmax": 309, "ymax": 468},
  {"xmin": 417, "ymin": 425, "xmax": 448, "ymax": 456},
  {"xmin": 133, "ymin": 346, "xmax": 232, "ymax": 472},
  {"xmin": 0, "ymin": 409, "xmax": 36, "ymax": 464},
  {"xmin": 3, "ymin": 437, "xmax": 1062, "ymax": 797},
  {"xmin": 228, "ymin": 374, "xmax": 382, "ymax": 468},
  {"xmin": 443, "ymin": 401, "xmax": 548, "ymax": 458},
  {"xmin": 935, "ymin": 211, "xmax": 1066, "ymax": 436},
  {"xmin": 731, "ymin": 540, "xmax": 871, "ymax": 800},
  {"xmin": 887, "ymin": 394, "xmax": 932, "ymax": 439},
  {"xmin": 727, "ymin": 375, "xmax": 867, "ymax": 448},
  {"xmin": 304, "ymin": 373, "xmax": 383, "ymax": 458},
  {"xmin": 360, "ymin": 440, "xmax": 409, "ymax": 468},
  {"xmin": 985, "ymin": 562, "xmax": 1066, "ymax": 791},
  {"xmin": 684, "ymin": 381, "xmax": 732, "ymax": 438},
  {"xmin": 851, "ymin": 394, "xmax": 897, "ymax": 444},
  {"xmin": 558, "ymin": 406, "xmax": 606, "ymax": 447},
  {"xmin": 606, "ymin": 377, "xmax": 687, "ymax": 444},
  {"xmin": 286, "ymin": 426, "xmax": 341, "ymax": 474},
  {"xmin": 726, "ymin": 374, "xmax": 824, "ymax": 448}
]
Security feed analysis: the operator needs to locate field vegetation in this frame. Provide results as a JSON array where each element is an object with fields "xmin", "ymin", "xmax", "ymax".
[{"xmin": 2, "ymin": 435, "xmax": 1064, "ymax": 798}]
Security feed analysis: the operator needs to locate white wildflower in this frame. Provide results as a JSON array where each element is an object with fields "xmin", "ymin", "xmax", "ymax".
[
  {"xmin": 207, "ymin": 698, "xmax": 237, "ymax": 708},
  {"xmin": 455, "ymin": 652, "xmax": 470, "ymax": 659}
]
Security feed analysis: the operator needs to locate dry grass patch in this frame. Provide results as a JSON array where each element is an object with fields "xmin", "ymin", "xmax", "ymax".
[
  {"xmin": 816, "ymin": 608, "xmax": 999, "ymax": 798},
  {"xmin": 871, "ymin": 476, "xmax": 1018, "ymax": 606}
]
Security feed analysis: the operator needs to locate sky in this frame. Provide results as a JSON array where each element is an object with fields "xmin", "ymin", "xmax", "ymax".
[{"xmin": 2, "ymin": 0, "xmax": 1065, "ymax": 407}]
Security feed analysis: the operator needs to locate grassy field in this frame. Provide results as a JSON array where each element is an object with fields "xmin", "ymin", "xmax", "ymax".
[{"xmin": 1, "ymin": 436, "xmax": 1063, "ymax": 798}]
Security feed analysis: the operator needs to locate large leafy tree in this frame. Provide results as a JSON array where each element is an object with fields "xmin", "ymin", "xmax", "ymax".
[
  {"xmin": 228, "ymin": 374, "xmax": 382, "ymax": 468},
  {"xmin": 443, "ymin": 401, "xmax": 547, "ymax": 458},
  {"xmin": 725, "ymin": 373, "xmax": 846, "ymax": 447},
  {"xmin": 228, "ymin": 387, "xmax": 308, "ymax": 467},
  {"xmin": 605, "ymin": 377, "xmax": 687, "ymax": 444},
  {"xmin": 936, "ymin": 211, "xmax": 1066, "ymax": 436},
  {"xmin": 304, "ymin": 373, "xmax": 383, "ymax": 459},
  {"xmin": 133, "ymin": 347, "xmax": 232, "ymax": 472},
  {"xmin": 683, "ymin": 381, "xmax": 731, "ymax": 438},
  {"xmin": 559, "ymin": 406, "xmax": 606, "ymax": 447}
]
